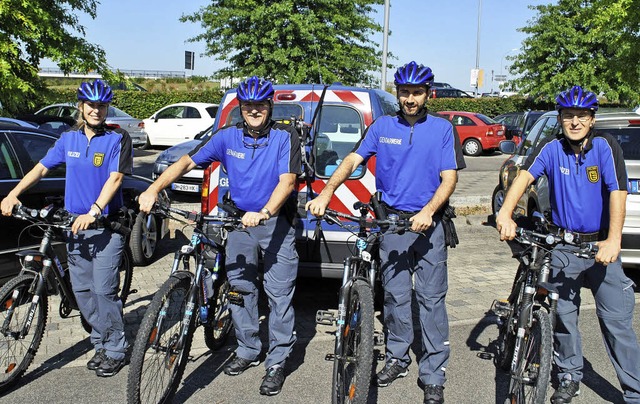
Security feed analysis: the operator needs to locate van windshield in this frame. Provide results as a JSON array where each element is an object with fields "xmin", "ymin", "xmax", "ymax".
[{"xmin": 226, "ymin": 104, "xmax": 304, "ymax": 125}]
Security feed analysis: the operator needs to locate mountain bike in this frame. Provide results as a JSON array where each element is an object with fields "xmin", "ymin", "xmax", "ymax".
[
  {"xmin": 0, "ymin": 204, "xmax": 133, "ymax": 393},
  {"xmin": 126, "ymin": 205, "xmax": 242, "ymax": 404},
  {"xmin": 315, "ymin": 202, "xmax": 410, "ymax": 404},
  {"xmin": 491, "ymin": 216, "xmax": 598, "ymax": 404}
]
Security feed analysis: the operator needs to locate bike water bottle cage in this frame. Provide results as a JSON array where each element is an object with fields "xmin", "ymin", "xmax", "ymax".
[
  {"xmin": 393, "ymin": 61, "xmax": 434, "ymax": 87},
  {"xmin": 555, "ymin": 85, "xmax": 598, "ymax": 112}
]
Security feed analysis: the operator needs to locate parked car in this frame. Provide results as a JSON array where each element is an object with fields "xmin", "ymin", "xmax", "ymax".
[
  {"xmin": 34, "ymin": 103, "xmax": 147, "ymax": 147},
  {"xmin": 436, "ymin": 111, "xmax": 506, "ymax": 156},
  {"xmin": 0, "ymin": 117, "xmax": 37, "ymax": 128},
  {"xmin": 492, "ymin": 110, "xmax": 640, "ymax": 268},
  {"xmin": 142, "ymin": 102, "xmax": 218, "ymax": 148},
  {"xmin": 0, "ymin": 125, "xmax": 170, "ymax": 283},
  {"xmin": 429, "ymin": 87, "xmax": 474, "ymax": 99},
  {"xmin": 14, "ymin": 114, "xmax": 77, "ymax": 135},
  {"xmin": 200, "ymin": 83, "xmax": 400, "ymax": 278},
  {"xmin": 493, "ymin": 110, "xmax": 548, "ymax": 142},
  {"xmin": 432, "ymin": 82, "xmax": 453, "ymax": 89}
]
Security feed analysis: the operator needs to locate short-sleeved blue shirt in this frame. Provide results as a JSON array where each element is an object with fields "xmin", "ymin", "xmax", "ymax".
[
  {"xmin": 524, "ymin": 132, "xmax": 627, "ymax": 233},
  {"xmin": 354, "ymin": 110, "xmax": 466, "ymax": 212},
  {"xmin": 189, "ymin": 122, "xmax": 302, "ymax": 212},
  {"xmin": 40, "ymin": 128, "xmax": 133, "ymax": 215}
]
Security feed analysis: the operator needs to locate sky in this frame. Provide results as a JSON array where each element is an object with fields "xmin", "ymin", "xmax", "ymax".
[{"xmin": 43, "ymin": 0, "xmax": 551, "ymax": 93}]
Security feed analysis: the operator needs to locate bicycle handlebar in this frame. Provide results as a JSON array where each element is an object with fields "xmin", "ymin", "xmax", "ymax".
[
  {"xmin": 515, "ymin": 227, "xmax": 599, "ymax": 258},
  {"xmin": 323, "ymin": 208, "xmax": 412, "ymax": 230}
]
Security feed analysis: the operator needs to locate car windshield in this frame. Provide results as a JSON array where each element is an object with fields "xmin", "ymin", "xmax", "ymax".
[{"xmin": 476, "ymin": 114, "xmax": 497, "ymax": 125}]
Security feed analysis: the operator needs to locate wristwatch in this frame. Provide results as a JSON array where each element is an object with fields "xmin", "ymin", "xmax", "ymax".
[
  {"xmin": 88, "ymin": 208, "xmax": 100, "ymax": 218},
  {"xmin": 260, "ymin": 208, "xmax": 272, "ymax": 219}
]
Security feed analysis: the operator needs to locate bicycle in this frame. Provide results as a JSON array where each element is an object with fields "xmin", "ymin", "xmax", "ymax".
[
  {"xmin": 491, "ymin": 215, "xmax": 598, "ymax": 404},
  {"xmin": 315, "ymin": 202, "xmax": 411, "ymax": 404},
  {"xmin": 0, "ymin": 203, "xmax": 133, "ymax": 393},
  {"xmin": 126, "ymin": 204, "xmax": 243, "ymax": 404}
]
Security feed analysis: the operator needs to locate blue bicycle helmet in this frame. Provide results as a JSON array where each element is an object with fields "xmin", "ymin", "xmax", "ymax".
[
  {"xmin": 555, "ymin": 85, "xmax": 598, "ymax": 111},
  {"xmin": 393, "ymin": 61, "xmax": 434, "ymax": 87},
  {"xmin": 237, "ymin": 76, "xmax": 274, "ymax": 102},
  {"xmin": 77, "ymin": 79, "xmax": 113, "ymax": 103}
]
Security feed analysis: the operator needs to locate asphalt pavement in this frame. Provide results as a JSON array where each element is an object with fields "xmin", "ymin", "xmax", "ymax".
[{"xmin": 2, "ymin": 153, "xmax": 639, "ymax": 403}]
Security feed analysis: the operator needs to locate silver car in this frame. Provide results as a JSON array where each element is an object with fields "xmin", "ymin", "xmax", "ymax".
[
  {"xmin": 35, "ymin": 103, "xmax": 147, "ymax": 147},
  {"xmin": 494, "ymin": 110, "xmax": 640, "ymax": 268}
]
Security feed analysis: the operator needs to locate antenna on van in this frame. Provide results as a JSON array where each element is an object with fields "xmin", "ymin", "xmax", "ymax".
[{"xmin": 311, "ymin": 27, "xmax": 323, "ymax": 84}]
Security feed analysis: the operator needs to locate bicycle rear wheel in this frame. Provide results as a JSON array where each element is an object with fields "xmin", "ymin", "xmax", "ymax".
[
  {"xmin": 127, "ymin": 272, "xmax": 194, "ymax": 404},
  {"xmin": 0, "ymin": 274, "xmax": 48, "ymax": 393},
  {"xmin": 332, "ymin": 279, "xmax": 374, "ymax": 404},
  {"xmin": 203, "ymin": 274, "xmax": 232, "ymax": 351},
  {"xmin": 507, "ymin": 309, "xmax": 552, "ymax": 404}
]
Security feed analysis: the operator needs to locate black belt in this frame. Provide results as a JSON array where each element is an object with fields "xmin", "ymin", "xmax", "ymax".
[
  {"xmin": 549, "ymin": 224, "xmax": 601, "ymax": 243},
  {"xmin": 381, "ymin": 203, "xmax": 443, "ymax": 221}
]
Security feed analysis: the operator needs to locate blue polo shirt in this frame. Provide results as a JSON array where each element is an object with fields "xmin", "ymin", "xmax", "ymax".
[
  {"xmin": 40, "ymin": 128, "xmax": 133, "ymax": 215},
  {"xmin": 354, "ymin": 111, "xmax": 466, "ymax": 212},
  {"xmin": 524, "ymin": 131, "xmax": 627, "ymax": 233},
  {"xmin": 189, "ymin": 122, "xmax": 302, "ymax": 212}
]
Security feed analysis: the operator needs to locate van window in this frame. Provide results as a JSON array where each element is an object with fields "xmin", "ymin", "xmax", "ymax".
[
  {"xmin": 373, "ymin": 89, "xmax": 400, "ymax": 116},
  {"xmin": 225, "ymin": 104, "xmax": 304, "ymax": 126},
  {"xmin": 314, "ymin": 105, "xmax": 364, "ymax": 178}
]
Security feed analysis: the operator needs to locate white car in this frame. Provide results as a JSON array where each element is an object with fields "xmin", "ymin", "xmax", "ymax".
[
  {"xmin": 35, "ymin": 103, "xmax": 147, "ymax": 147},
  {"xmin": 142, "ymin": 102, "xmax": 218, "ymax": 148}
]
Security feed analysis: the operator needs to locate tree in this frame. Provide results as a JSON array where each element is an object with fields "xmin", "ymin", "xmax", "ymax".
[
  {"xmin": 0, "ymin": 1, "xmax": 110, "ymax": 115},
  {"xmin": 181, "ymin": 0, "xmax": 384, "ymax": 86},
  {"xmin": 508, "ymin": 0, "xmax": 640, "ymax": 104}
]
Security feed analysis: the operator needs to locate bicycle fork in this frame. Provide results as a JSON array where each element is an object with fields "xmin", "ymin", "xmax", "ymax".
[
  {"xmin": 1, "ymin": 259, "xmax": 49, "ymax": 339},
  {"xmin": 510, "ymin": 285, "xmax": 535, "ymax": 379}
]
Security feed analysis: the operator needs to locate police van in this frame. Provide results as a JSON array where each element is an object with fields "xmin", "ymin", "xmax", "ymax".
[{"xmin": 200, "ymin": 83, "xmax": 399, "ymax": 277}]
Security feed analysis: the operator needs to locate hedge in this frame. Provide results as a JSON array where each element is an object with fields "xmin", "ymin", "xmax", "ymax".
[
  {"xmin": 36, "ymin": 89, "xmax": 225, "ymax": 120},
  {"xmin": 33, "ymin": 89, "xmax": 627, "ymax": 121}
]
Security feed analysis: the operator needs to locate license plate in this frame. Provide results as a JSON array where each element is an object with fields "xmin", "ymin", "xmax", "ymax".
[
  {"xmin": 171, "ymin": 183, "xmax": 200, "ymax": 193},
  {"xmin": 629, "ymin": 179, "xmax": 639, "ymax": 194}
]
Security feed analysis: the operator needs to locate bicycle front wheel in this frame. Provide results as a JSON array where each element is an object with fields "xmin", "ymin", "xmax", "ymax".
[
  {"xmin": 127, "ymin": 272, "xmax": 194, "ymax": 404},
  {"xmin": 203, "ymin": 275, "xmax": 232, "ymax": 351},
  {"xmin": 507, "ymin": 309, "xmax": 552, "ymax": 404},
  {"xmin": 332, "ymin": 279, "xmax": 374, "ymax": 404},
  {"xmin": 0, "ymin": 274, "xmax": 48, "ymax": 393}
]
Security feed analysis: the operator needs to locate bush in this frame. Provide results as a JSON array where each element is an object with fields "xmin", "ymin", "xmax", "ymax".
[{"xmin": 29, "ymin": 88, "xmax": 224, "ymax": 119}]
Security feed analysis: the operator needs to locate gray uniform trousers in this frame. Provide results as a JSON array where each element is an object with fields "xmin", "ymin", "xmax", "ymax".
[
  {"xmin": 66, "ymin": 229, "xmax": 128, "ymax": 360},
  {"xmin": 379, "ymin": 220, "xmax": 450, "ymax": 387},
  {"xmin": 551, "ymin": 245, "xmax": 640, "ymax": 403},
  {"xmin": 224, "ymin": 213, "xmax": 298, "ymax": 369}
]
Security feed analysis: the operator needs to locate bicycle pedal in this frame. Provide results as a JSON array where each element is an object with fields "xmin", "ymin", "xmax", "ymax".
[
  {"xmin": 325, "ymin": 353, "xmax": 336, "ymax": 361},
  {"xmin": 373, "ymin": 330, "xmax": 385, "ymax": 346},
  {"xmin": 491, "ymin": 299, "xmax": 512, "ymax": 318},
  {"xmin": 316, "ymin": 310, "xmax": 335, "ymax": 326},
  {"xmin": 376, "ymin": 352, "xmax": 385, "ymax": 361}
]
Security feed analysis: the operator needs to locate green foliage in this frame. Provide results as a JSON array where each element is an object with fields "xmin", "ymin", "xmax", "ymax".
[
  {"xmin": 34, "ymin": 89, "xmax": 224, "ymax": 120},
  {"xmin": 509, "ymin": 0, "xmax": 640, "ymax": 104},
  {"xmin": 428, "ymin": 97, "xmax": 553, "ymax": 117},
  {"xmin": 180, "ymin": 0, "xmax": 384, "ymax": 85},
  {"xmin": 0, "ymin": 0, "xmax": 109, "ymax": 115}
]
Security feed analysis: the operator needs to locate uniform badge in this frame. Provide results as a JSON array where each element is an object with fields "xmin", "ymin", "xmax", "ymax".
[
  {"xmin": 93, "ymin": 152, "xmax": 105, "ymax": 167},
  {"xmin": 586, "ymin": 166, "xmax": 599, "ymax": 183}
]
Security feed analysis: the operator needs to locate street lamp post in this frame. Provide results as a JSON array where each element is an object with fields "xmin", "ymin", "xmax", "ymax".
[{"xmin": 474, "ymin": 0, "xmax": 482, "ymax": 96}]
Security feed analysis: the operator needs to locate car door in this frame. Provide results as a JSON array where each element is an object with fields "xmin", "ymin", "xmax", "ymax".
[
  {"xmin": 145, "ymin": 105, "xmax": 186, "ymax": 146},
  {"xmin": 449, "ymin": 114, "xmax": 477, "ymax": 145}
]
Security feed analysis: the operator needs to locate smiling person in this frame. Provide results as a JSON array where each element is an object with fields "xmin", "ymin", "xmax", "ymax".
[
  {"xmin": 0, "ymin": 79, "xmax": 133, "ymax": 377},
  {"xmin": 138, "ymin": 76, "xmax": 301, "ymax": 396},
  {"xmin": 306, "ymin": 61, "xmax": 466, "ymax": 404},
  {"xmin": 496, "ymin": 86, "xmax": 640, "ymax": 403}
]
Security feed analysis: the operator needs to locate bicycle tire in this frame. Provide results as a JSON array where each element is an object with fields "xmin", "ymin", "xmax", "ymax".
[
  {"xmin": 495, "ymin": 273, "xmax": 524, "ymax": 371},
  {"xmin": 127, "ymin": 272, "xmax": 195, "ymax": 404},
  {"xmin": 507, "ymin": 309, "xmax": 553, "ymax": 404},
  {"xmin": 203, "ymin": 275, "xmax": 232, "ymax": 351},
  {"xmin": 332, "ymin": 279, "xmax": 374, "ymax": 404},
  {"xmin": 0, "ymin": 274, "xmax": 48, "ymax": 393}
]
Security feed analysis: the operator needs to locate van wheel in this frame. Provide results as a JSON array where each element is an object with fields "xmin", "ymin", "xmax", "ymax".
[{"xmin": 463, "ymin": 139, "xmax": 482, "ymax": 156}]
